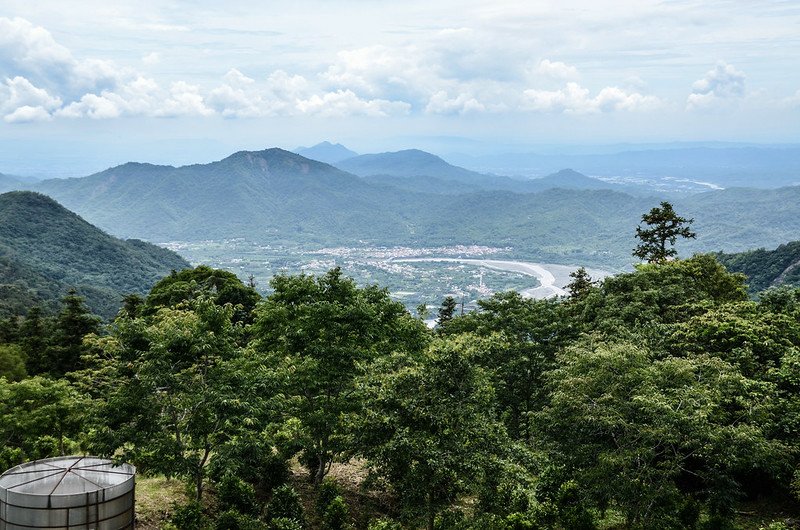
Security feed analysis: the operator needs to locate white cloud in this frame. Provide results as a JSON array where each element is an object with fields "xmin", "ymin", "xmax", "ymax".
[
  {"xmin": 0, "ymin": 76, "xmax": 61, "ymax": 114},
  {"xmin": 0, "ymin": 17, "xmax": 74, "ymax": 84},
  {"xmin": 265, "ymin": 70, "xmax": 308, "ymax": 100},
  {"xmin": 535, "ymin": 59, "xmax": 579, "ymax": 81},
  {"xmin": 425, "ymin": 91, "xmax": 486, "ymax": 115},
  {"xmin": 0, "ymin": 17, "xmax": 128, "ymax": 98},
  {"xmin": 223, "ymin": 68, "xmax": 255, "ymax": 86},
  {"xmin": 522, "ymin": 82, "xmax": 660, "ymax": 113},
  {"xmin": 56, "ymin": 93, "xmax": 122, "ymax": 119},
  {"xmin": 205, "ymin": 69, "xmax": 310, "ymax": 118},
  {"xmin": 321, "ymin": 45, "xmax": 433, "ymax": 101},
  {"xmin": 142, "ymin": 52, "xmax": 160, "ymax": 65},
  {"xmin": 155, "ymin": 81, "xmax": 214, "ymax": 117},
  {"xmin": 782, "ymin": 89, "xmax": 800, "ymax": 108},
  {"xmin": 687, "ymin": 61, "xmax": 746, "ymax": 109},
  {"xmin": 295, "ymin": 90, "xmax": 410, "ymax": 117},
  {"xmin": 4, "ymin": 105, "xmax": 52, "ymax": 123},
  {"xmin": 207, "ymin": 84, "xmax": 258, "ymax": 117},
  {"xmin": 594, "ymin": 86, "xmax": 660, "ymax": 112}
]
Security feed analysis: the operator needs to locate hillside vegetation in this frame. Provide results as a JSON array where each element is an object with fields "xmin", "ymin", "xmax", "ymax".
[
  {"xmin": 718, "ymin": 240, "xmax": 800, "ymax": 294},
  {"xmin": 0, "ymin": 191, "xmax": 189, "ymax": 318}
]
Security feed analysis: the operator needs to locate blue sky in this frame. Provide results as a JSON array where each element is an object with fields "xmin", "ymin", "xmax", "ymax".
[{"xmin": 1, "ymin": 0, "xmax": 799, "ymax": 174}]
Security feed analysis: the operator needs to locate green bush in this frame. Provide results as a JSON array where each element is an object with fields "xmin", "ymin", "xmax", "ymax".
[
  {"xmin": 171, "ymin": 501, "xmax": 207, "ymax": 530},
  {"xmin": 316, "ymin": 478, "xmax": 341, "ymax": 514},
  {"xmin": 504, "ymin": 512, "xmax": 537, "ymax": 530},
  {"xmin": 322, "ymin": 496, "xmax": 352, "ymax": 530},
  {"xmin": 216, "ymin": 472, "xmax": 258, "ymax": 515},
  {"xmin": 215, "ymin": 510, "xmax": 268, "ymax": 530},
  {"xmin": 554, "ymin": 481, "xmax": 595, "ymax": 530},
  {"xmin": 267, "ymin": 517, "xmax": 303, "ymax": 530},
  {"xmin": 264, "ymin": 485, "xmax": 305, "ymax": 526},
  {"xmin": 209, "ymin": 436, "xmax": 290, "ymax": 494},
  {"xmin": 366, "ymin": 518, "xmax": 403, "ymax": 530},
  {"xmin": 435, "ymin": 509, "xmax": 467, "ymax": 530},
  {"xmin": 0, "ymin": 446, "xmax": 24, "ymax": 472}
]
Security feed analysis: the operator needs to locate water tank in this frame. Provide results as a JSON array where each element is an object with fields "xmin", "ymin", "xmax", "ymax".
[{"xmin": 0, "ymin": 456, "xmax": 135, "ymax": 529}]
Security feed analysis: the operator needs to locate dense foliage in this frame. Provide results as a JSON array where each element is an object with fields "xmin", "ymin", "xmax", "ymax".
[{"xmin": 3, "ymin": 249, "xmax": 800, "ymax": 528}]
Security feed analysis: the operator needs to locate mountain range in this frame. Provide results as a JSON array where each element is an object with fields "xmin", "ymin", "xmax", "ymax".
[
  {"xmin": 447, "ymin": 145, "xmax": 800, "ymax": 188},
  {"xmin": 339, "ymin": 149, "xmax": 639, "ymax": 195},
  {"xmin": 3, "ymin": 146, "xmax": 800, "ymax": 269},
  {"xmin": 0, "ymin": 191, "xmax": 189, "ymax": 318}
]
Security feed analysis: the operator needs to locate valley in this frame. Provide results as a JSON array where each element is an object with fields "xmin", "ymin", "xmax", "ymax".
[{"xmin": 164, "ymin": 240, "xmax": 614, "ymax": 312}]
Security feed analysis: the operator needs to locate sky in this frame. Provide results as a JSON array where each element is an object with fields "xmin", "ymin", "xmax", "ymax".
[{"xmin": 1, "ymin": 0, "xmax": 799, "ymax": 175}]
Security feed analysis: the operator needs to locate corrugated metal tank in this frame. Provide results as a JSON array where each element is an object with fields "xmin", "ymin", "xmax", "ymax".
[{"xmin": 0, "ymin": 456, "xmax": 135, "ymax": 529}]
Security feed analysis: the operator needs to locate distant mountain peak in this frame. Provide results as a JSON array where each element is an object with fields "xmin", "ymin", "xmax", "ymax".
[
  {"xmin": 335, "ymin": 149, "xmax": 472, "ymax": 179},
  {"xmin": 295, "ymin": 142, "xmax": 359, "ymax": 164},
  {"xmin": 221, "ymin": 147, "xmax": 344, "ymax": 174},
  {"xmin": 552, "ymin": 168, "xmax": 584, "ymax": 177}
]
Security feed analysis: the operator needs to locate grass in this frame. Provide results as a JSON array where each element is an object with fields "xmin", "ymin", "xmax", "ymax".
[
  {"xmin": 135, "ymin": 475, "xmax": 191, "ymax": 530},
  {"xmin": 287, "ymin": 458, "xmax": 396, "ymax": 528}
]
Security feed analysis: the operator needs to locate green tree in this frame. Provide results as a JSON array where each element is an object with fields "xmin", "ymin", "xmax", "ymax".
[
  {"xmin": 537, "ymin": 341, "xmax": 785, "ymax": 528},
  {"xmin": 633, "ymin": 201, "xmax": 696, "ymax": 263},
  {"xmin": 19, "ymin": 305, "xmax": 52, "ymax": 375},
  {"xmin": 47, "ymin": 290, "xmax": 101, "ymax": 376},
  {"xmin": 352, "ymin": 335, "xmax": 506, "ymax": 530},
  {"xmin": 578, "ymin": 254, "xmax": 748, "ymax": 333},
  {"xmin": 0, "ymin": 376, "xmax": 89, "ymax": 461},
  {"xmin": 437, "ymin": 296, "xmax": 458, "ymax": 327},
  {"xmin": 144, "ymin": 265, "xmax": 260, "ymax": 324},
  {"xmin": 251, "ymin": 267, "xmax": 429, "ymax": 484},
  {"xmin": 566, "ymin": 267, "xmax": 597, "ymax": 301},
  {"xmin": 440, "ymin": 292, "xmax": 574, "ymax": 440},
  {"xmin": 0, "ymin": 343, "xmax": 26, "ymax": 381},
  {"xmin": 90, "ymin": 297, "xmax": 257, "ymax": 501},
  {"xmin": 264, "ymin": 485, "xmax": 305, "ymax": 526}
]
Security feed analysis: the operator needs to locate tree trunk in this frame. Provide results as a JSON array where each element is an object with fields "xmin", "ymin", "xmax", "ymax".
[
  {"xmin": 427, "ymin": 493, "xmax": 435, "ymax": 530},
  {"xmin": 314, "ymin": 454, "xmax": 327, "ymax": 485},
  {"xmin": 195, "ymin": 470, "xmax": 203, "ymax": 502},
  {"xmin": 195, "ymin": 445, "xmax": 211, "ymax": 501}
]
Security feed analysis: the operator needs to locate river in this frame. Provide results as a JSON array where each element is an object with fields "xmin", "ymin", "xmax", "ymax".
[{"xmin": 392, "ymin": 258, "xmax": 614, "ymax": 299}]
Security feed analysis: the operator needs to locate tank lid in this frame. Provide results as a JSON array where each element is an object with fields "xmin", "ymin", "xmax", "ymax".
[{"xmin": 0, "ymin": 456, "xmax": 135, "ymax": 496}]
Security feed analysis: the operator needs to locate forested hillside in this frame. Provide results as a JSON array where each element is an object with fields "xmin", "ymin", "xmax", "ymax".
[
  {"xmin": 718, "ymin": 240, "xmax": 800, "ymax": 294},
  {"xmin": 0, "ymin": 191, "xmax": 189, "ymax": 318},
  {"xmin": 33, "ymin": 149, "xmax": 429, "ymax": 244}
]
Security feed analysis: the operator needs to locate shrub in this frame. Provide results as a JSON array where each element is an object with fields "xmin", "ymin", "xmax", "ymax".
[
  {"xmin": 322, "ymin": 496, "xmax": 352, "ymax": 530},
  {"xmin": 267, "ymin": 517, "xmax": 303, "ymax": 530},
  {"xmin": 367, "ymin": 518, "xmax": 403, "ymax": 530},
  {"xmin": 209, "ymin": 436, "xmax": 290, "ymax": 493},
  {"xmin": 215, "ymin": 509, "xmax": 268, "ymax": 530},
  {"xmin": 217, "ymin": 472, "xmax": 258, "ymax": 515},
  {"xmin": 171, "ymin": 501, "xmax": 207, "ymax": 530},
  {"xmin": 316, "ymin": 478, "xmax": 341, "ymax": 514},
  {"xmin": 264, "ymin": 485, "xmax": 305, "ymax": 526}
]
